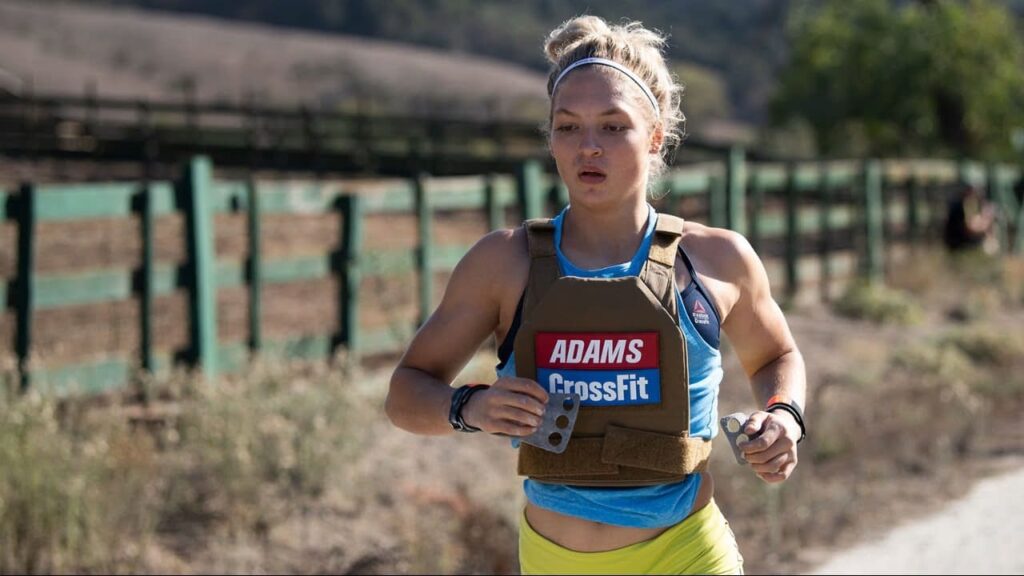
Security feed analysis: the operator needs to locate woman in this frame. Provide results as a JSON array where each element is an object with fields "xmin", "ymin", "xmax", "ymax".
[{"xmin": 386, "ymin": 15, "xmax": 806, "ymax": 575}]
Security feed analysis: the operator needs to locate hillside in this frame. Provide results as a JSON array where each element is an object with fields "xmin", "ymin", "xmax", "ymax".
[
  {"xmin": 0, "ymin": 0, "xmax": 548, "ymax": 120},
  {"xmin": 81, "ymin": 0, "xmax": 790, "ymax": 121},
  {"xmin": 82, "ymin": 0, "xmax": 790, "ymax": 123},
  {"xmin": 0, "ymin": 0, "xmax": 761, "ymax": 142}
]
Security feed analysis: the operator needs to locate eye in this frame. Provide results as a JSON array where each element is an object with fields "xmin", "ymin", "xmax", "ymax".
[
  {"xmin": 604, "ymin": 124, "xmax": 628, "ymax": 132},
  {"xmin": 554, "ymin": 124, "xmax": 578, "ymax": 132}
]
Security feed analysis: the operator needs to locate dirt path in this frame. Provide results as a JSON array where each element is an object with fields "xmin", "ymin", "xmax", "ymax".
[{"xmin": 804, "ymin": 459, "xmax": 1024, "ymax": 575}]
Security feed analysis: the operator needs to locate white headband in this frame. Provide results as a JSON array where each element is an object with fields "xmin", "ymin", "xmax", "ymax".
[{"xmin": 550, "ymin": 57, "xmax": 660, "ymax": 116}]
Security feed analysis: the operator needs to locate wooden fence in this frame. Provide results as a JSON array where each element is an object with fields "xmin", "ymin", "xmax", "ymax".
[
  {"xmin": 0, "ymin": 92, "xmax": 728, "ymax": 177},
  {"xmin": 2, "ymin": 152, "xmax": 1022, "ymax": 395}
]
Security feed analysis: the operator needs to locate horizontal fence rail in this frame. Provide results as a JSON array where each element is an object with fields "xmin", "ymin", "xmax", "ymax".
[
  {"xmin": 0, "ymin": 92, "xmax": 734, "ymax": 178},
  {"xmin": 2, "ymin": 151, "xmax": 1022, "ymax": 396}
]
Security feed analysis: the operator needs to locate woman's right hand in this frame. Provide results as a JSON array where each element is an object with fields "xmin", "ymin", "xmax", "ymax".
[{"xmin": 462, "ymin": 377, "xmax": 549, "ymax": 436}]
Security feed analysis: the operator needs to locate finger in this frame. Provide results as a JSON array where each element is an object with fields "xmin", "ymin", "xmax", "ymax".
[
  {"xmin": 492, "ymin": 418, "xmax": 537, "ymax": 437},
  {"xmin": 495, "ymin": 405, "xmax": 543, "ymax": 428},
  {"xmin": 506, "ymin": 378, "xmax": 550, "ymax": 404},
  {"xmin": 742, "ymin": 432, "xmax": 797, "ymax": 461},
  {"xmin": 757, "ymin": 471, "xmax": 788, "ymax": 484},
  {"xmin": 779, "ymin": 459, "xmax": 797, "ymax": 477},
  {"xmin": 485, "ymin": 388, "xmax": 545, "ymax": 418},
  {"xmin": 497, "ymin": 390, "xmax": 546, "ymax": 417},
  {"xmin": 750, "ymin": 452, "xmax": 789, "ymax": 474},
  {"xmin": 739, "ymin": 433, "xmax": 775, "ymax": 456},
  {"xmin": 757, "ymin": 460, "xmax": 797, "ymax": 483},
  {"xmin": 743, "ymin": 441, "xmax": 786, "ymax": 465},
  {"xmin": 742, "ymin": 411, "xmax": 769, "ymax": 438},
  {"xmin": 739, "ymin": 424, "xmax": 779, "ymax": 456}
]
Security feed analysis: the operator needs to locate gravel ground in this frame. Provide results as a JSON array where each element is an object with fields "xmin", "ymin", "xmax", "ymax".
[{"xmin": 805, "ymin": 460, "xmax": 1024, "ymax": 575}]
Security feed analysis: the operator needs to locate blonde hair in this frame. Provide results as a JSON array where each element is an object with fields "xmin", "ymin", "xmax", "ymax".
[{"xmin": 543, "ymin": 15, "xmax": 686, "ymax": 181}]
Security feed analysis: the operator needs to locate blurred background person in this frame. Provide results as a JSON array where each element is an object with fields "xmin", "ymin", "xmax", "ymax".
[{"xmin": 944, "ymin": 183, "xmax": 997, "ymax": 253}]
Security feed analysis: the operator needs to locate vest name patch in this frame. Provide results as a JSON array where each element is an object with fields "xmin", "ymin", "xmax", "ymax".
[{"xmin": 535, "ymin": 332, "xmax": 660, "ymax": 406}]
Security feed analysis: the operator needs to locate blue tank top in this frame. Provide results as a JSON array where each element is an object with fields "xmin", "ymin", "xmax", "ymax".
[{"xmin": 496, "ymin": 205, "xmax": 724, "ymax": 528}]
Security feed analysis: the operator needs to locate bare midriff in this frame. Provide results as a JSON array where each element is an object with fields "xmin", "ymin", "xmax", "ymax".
[{"xmin": 523, "ymin": 470, "xmax": 715, "ymax": 552}]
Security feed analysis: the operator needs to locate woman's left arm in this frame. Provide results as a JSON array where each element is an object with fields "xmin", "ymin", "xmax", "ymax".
[{"xmin": 718, "ymin": 231, "xmax": 807, "ymax": 484}]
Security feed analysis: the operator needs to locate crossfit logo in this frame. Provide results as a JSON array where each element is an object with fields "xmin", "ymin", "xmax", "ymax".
[
  {"xmin": 535, "ymin": 332, "xmax": 660, "ymax": 406},
  {"xmin": 691, "ymin": 300, "xmax": 711, "ymax": 326}
]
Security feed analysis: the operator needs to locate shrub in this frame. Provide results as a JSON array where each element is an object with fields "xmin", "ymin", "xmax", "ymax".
[
  {"xmin": 0, "ymin": 351, "xmax": 377, "ymax": 573},
  {"xmin": 833, "ymin": 281, "xmax": 923, "ymax": 325},
  {"xmin": 939, "ymin": 327, "xmax": 1024, "ymax": 367},
  {"xmin": 0, "ymin": 393, "xmax": 157, "ymax": 574},
  {"xmin": 159, "ymin": 356, "xmax": 371, "ymax": 533}
]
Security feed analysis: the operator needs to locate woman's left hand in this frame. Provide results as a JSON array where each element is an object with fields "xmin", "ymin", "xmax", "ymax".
[{"xmin": 737, "ymin": 410, "xmax": 801, "ymax": 484}]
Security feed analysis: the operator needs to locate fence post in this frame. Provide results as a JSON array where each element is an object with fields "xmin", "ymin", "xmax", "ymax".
[
  {"xmin": 517, "ymin": 160, "xmax": 544, "ymax": 220},
  {"xmin": 709, "ymin": 172, "xmax": 728, "ymax": 229},
  {"xmin": 339, "ymin": 194, "xmax": 364, "ymax": 360},
  {"xmin": 415, "ymin": 174, "xmax": 433, "ymax": 326},
  {"xmin": 246, "ymin": 178, "xmax": 263, "ymax": 352},
  {"xmin": 15, "ymin": 184, "xmax": 36, "ymax": 392},
  {"xmin": 863, "ymin": 159, "xmax": 885, "ymax": 284},
  {"xmin": 485, "ymin": 174, "xmax": 502, "ymax": 231},
  {"xmin": 907, "ymin": 172, "xmax": 921, "ymax": 243},
  {"xmin": 818, "ymin": 162, "xmax": 833, "ymax": 303},
  {"xmin": 924, "ymin": 175, "xmax": 941, "ymax": 238},
  {"xmin": 140, "ymin": 183, "xmax": 156, "ymax": 373},
  {"xmin": 726, "ymin": 145, "xmax": 747, "ymax": 234},
  {"xmin": 987, "ymin": 164, "xmax": 1010, "ymax": 253},
  {"xmin": 998, "ymin": 166, "xmax": 1024, "ymax": 255},
  {"xmin": 748, "ymin": 170, "xmax": 763, "ymax": 254},
  {"xmin": 183, "ymin": 156, "xmax": 218, "ymax": 380},
  {"xmin": 784, "ymin": 163, "xmax": 799, "ymax": 303}
]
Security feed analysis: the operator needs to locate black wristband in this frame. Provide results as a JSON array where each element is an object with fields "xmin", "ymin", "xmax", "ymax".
[
  {"xmin": 448, "ymin": 384, "xmax": 486, "ymax": 432},
  {"xmin": 767, "ymin": 400, "xmax": 806, "ymax": 444}
]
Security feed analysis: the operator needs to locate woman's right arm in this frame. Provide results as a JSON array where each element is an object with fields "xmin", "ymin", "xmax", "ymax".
[{"xmin": 385, "ymin": 229, "xmax": 548, "ymax": 436}]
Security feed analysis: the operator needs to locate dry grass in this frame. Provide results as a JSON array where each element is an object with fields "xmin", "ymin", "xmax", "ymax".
[
  {"xmin": 1, "ymin": 248, "xmax": 1023, "ymax": 574},
  {"xmin": 0, "ymin": 357, "xmax": 157, "ymax": 574},
  {"xmin": 0, "ymin": 352, "xmax": 379, "ymax": 574}
]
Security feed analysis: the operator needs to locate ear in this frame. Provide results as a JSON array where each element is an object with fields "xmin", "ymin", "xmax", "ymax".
[{"xmin": 649, "ymin": 124, "xmax": 665, "ymax": 154}]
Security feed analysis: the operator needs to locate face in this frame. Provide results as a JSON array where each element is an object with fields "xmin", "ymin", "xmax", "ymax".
[{"xmin": 549, "ymin": 67, "xmax": 662, "ymax": 210}]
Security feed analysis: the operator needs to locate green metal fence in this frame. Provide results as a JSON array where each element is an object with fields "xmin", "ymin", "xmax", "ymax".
[{"xmin": 2, "ymin": 151, "xmax": 1022, "ymax": 395}]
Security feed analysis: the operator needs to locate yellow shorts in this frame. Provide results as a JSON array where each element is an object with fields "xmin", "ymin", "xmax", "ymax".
[{"xmin": 518, "ymin": 499, "xmax": 744, "ymax": 575}]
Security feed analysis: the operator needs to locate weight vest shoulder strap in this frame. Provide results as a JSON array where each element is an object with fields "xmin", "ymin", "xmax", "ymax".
[
  {"xmin": 639, "ymin": 213, "xmax": 685, "ymax": 322},
  {"xmin": 523, "ymin": 219, "xmax": 560, "ymax": 320}
]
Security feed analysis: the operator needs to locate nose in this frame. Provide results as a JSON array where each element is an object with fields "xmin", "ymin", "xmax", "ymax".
[{"xmin": 579, "ymin": 128, "xmax": 602, "ymax": 157}]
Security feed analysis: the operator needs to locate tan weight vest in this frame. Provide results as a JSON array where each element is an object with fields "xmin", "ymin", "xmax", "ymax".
[{"xmin": 514, "ymin": 213, "xmax": 713, "ymax": 487}]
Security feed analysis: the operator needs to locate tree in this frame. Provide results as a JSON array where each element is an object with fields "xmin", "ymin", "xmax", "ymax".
[{"xmin": 772, "ymin": 0, "xmax": 1024, "ymax": 160}]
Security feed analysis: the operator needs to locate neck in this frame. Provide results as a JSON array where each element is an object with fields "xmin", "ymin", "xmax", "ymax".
[{"xmin": 562, "ymin": 199, "xmax": 650, "ymax": 266}]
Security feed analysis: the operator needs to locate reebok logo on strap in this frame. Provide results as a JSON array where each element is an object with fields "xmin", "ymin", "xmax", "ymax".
[
  {"xmin": 691, "ymin": 300, "xmax": 711, "ymax": 325},
  {"xmin": 535, "ymin": 332, "xmax": 661, "ymax": 406}
]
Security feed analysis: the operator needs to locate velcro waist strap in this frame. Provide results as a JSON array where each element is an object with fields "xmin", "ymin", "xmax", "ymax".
[
  {"xmin": 518, "ymin": 438, "xmax": 618, "ymax": 477},
  {"xmin": 601, "ymin": 425, "xmax": 711, "ymax": 475},
  {"xmin": 517, "ymin": 426, "xmax": 712, "ymax": 478}
]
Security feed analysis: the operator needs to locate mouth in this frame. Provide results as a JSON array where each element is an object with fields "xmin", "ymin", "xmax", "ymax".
[{"xmin": 577, "ymin": 167, "xmax": 607, "ymax": 184}]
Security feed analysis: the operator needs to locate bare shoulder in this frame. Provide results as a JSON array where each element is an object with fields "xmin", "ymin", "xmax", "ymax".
[
  {"xmin": 446, "ymin": 225, "xmax": 530, "ymax": 327},
  {"xmin": 678, "ymin": 221, "xmax": 767, "ymax": 322},
  {"xmin": 680, "ymin": 221, "xmax": 762, "ymax": 288},
  {"xmin": 476, "ymin": 225, "xmax": 529, "ymax": 260},
  {"xmin": 462, "ymin": 226, "xmax": 530, "ymax": 283}
]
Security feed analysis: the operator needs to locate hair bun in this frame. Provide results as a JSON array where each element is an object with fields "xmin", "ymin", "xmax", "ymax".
[{"xmin": 543, "ymin": 15, "xmax": 611, "ymax": 64}]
